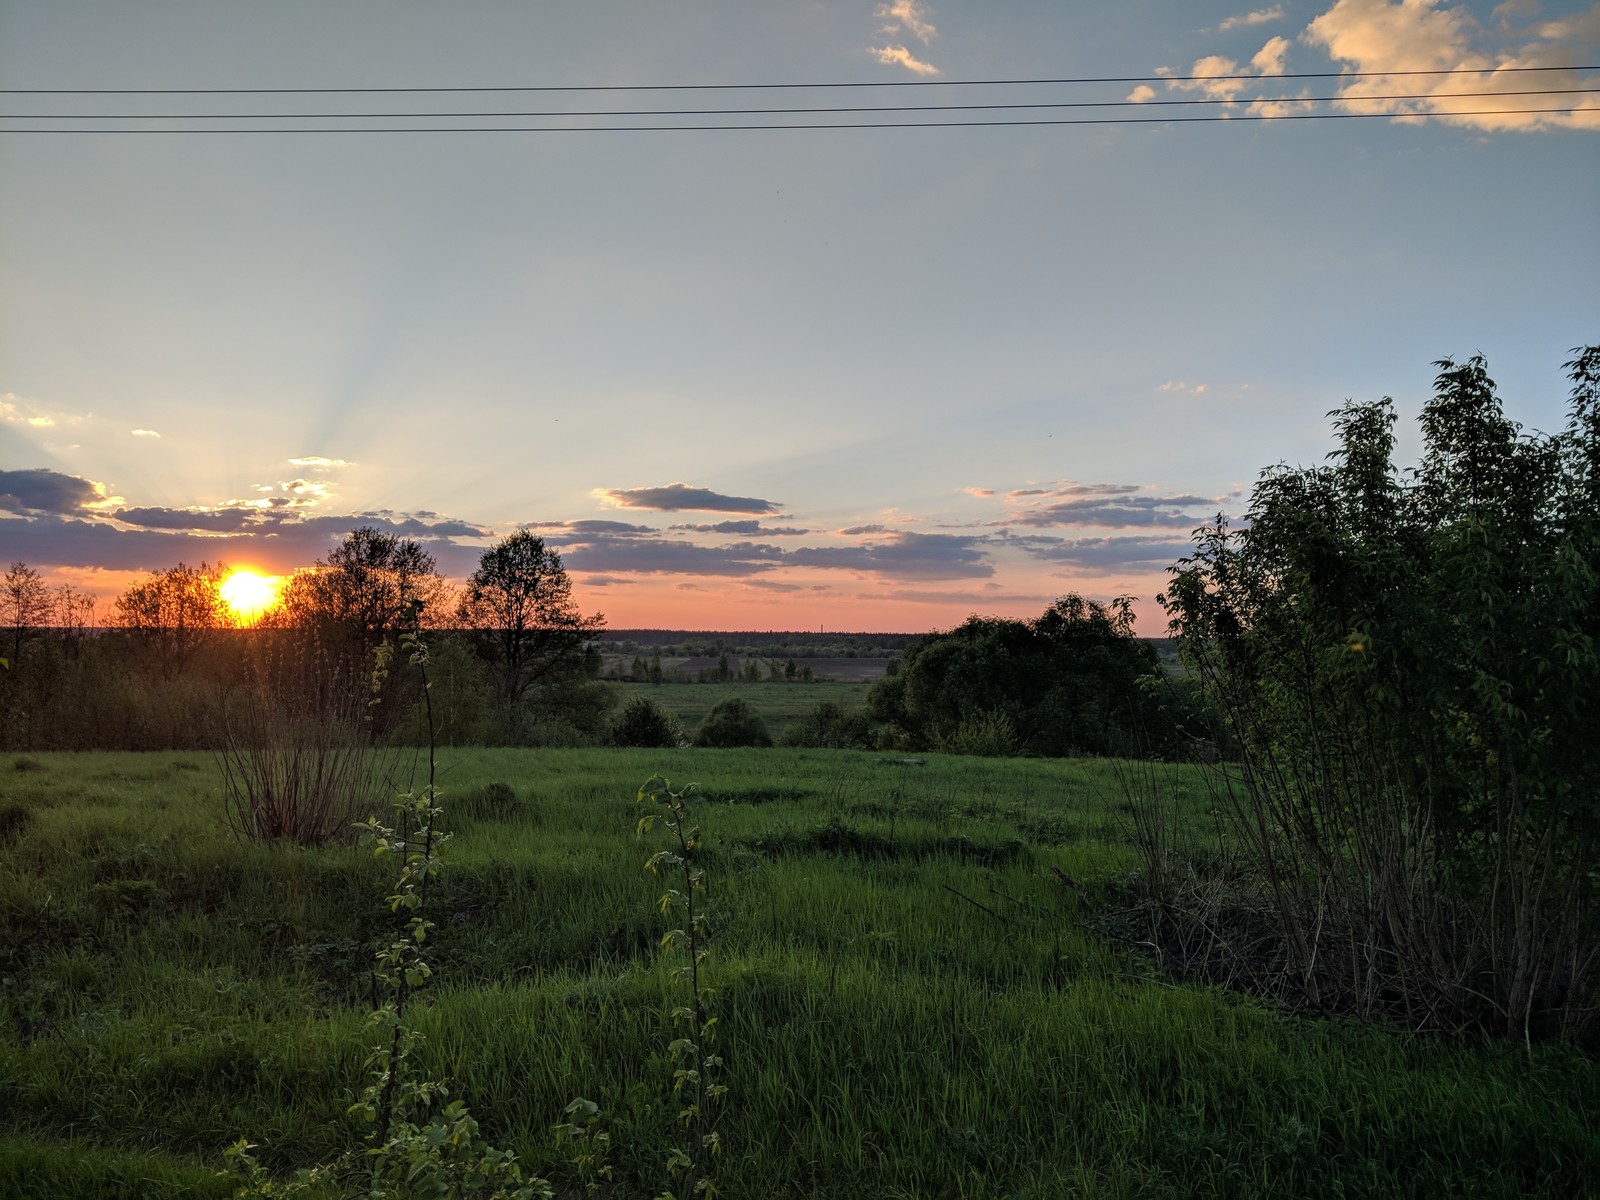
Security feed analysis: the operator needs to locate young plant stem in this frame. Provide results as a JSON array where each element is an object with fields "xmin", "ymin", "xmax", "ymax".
[{"xmin": 637, "ymin": 776, "xmax": 724, "ymax": 1200}]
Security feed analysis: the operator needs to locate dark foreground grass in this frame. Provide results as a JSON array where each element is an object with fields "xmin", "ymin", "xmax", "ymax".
[{"xmin": 1, "ymin": 749, "xmax": 1594, "ymax": 1198}]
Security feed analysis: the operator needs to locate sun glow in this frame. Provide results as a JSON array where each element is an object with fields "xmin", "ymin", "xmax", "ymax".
[{"xmin": 219, "ymin": 568, "xmax": 284, "ymax": 624}]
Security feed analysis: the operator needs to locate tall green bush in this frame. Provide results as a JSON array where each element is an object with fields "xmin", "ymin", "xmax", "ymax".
[
  {"xmin": 867, "ymin": 595, "xmax": 1167, "ymax": 756},
  {"xmin": 1160, "ymin": 346, "xmax": 1600, "ymax": 1043},
  {"xmin": 610, "ymin": 695, "xmax": 686, "ymax": 748}
]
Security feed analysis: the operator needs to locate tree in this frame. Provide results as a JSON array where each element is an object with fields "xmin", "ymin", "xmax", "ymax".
[
  {"xmin": 866, "ymin": 596, "xmax": 1161, "ymax": 757},
  {"xmin": 282, "ymin": 527, "xmax": 448, "ymax": 652},
  {"xmin": 1159, "ymin": 346, "xmax": 1600, "ymax": 1043},
  {"xmin": 52, "ymin": 583, "xmax": 97, "ymax": 659},
  {"xmin": 456, "ymin": 531, "xmax": 602, "ymax": 712},
  {"xmin": 610, "ymin": 694, "xmax": 686, "ymax": 748},
  {"xmin": 114, "ymin": 561, "xmax": 230, "ymax": 679},
  {"xmin": 692, "ymin": 697, "xmax": 772, "ymax": 748},
  {"xmin": 3, "ymin": 562, "xmax": 50, "ymax": 667}
]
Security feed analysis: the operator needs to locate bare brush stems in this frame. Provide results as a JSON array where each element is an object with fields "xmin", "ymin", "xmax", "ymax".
[{"xmin": 218, "ymin": 637, "xmax": 397, "ymax": 846}]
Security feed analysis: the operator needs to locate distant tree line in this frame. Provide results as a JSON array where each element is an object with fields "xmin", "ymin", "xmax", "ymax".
[
  {"xmin": 0, "ymin": 529, "xmax": 610, "ymax": 752},
  {"xmin": 600, "ymin": 630, "xmax": 922, "ymax": 658},
  {"xmin": 3, "ymin": 531, "xmax": 1203, "ymax": 757}
]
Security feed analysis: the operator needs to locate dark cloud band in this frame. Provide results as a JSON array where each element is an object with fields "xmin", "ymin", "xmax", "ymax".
[{"xmin": 598, "ymin": 482, "xmax": 781, "ymax": 514}]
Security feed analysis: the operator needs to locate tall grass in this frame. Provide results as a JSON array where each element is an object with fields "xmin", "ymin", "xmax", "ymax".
[{"xmin": 1, "ymin": 749, "xmax": 1594, "ymax": 1198}]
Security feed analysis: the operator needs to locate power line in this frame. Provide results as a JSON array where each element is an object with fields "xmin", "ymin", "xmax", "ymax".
[
  {"xmin": 1, "ymin": 64, "xmax": 1593, "ymax": 96},
  {"xmin": 3, "ymin": 108, "xmax": 1585, "ymax": 134},
  {"xmin": 8, "ymin": 88, "xmax": 1592, "ymax": 121}
]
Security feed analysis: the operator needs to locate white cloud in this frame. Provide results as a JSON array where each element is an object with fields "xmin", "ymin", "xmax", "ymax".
[
  {"xmin": 1127, "ymin": 84, "xmax": 1158, "ymax": 103},
  {"xmin": 1153, "ymin": 1, "xmax": 1598, "ymax": 129},
  {"xmin": 1166, "ymin": 54, "xmax": 1250, "ymax": 101},
  {"xmin": 878, "ymin": 0, "xmax": 937, "ymax": 44},
  {"xmin": 1249, "ymin": 84, "xmax": 1315, "ymax": 116},
  {"xmin": 1160, "ymin": 381, "xmax": 1208, "ymax": 394},
  {"xmin": 1252, "ymin": 34, "xmax": 1292, "ymax": 74},
  {"xmin": 1303, "ymin": 0, "xmax": 1600, "ymax": 131},
  {"xmin": 131, "ymin": 428, "xmax": 161, "ymax": 438},
  {"xmin": 288, "ymin": 455, "xmax": 350, "ymax": 469},
  {"xmin": 962, "ymin": 486, "xmax": 995, "ymax": 497},
  {"xmin": 1218, "ymin": 6, "xmax": 1286, "ymax": 32},
  {"xmin": 2, "ymin": 393, "xmax": 86, "ymax": 429},
  {"xmin": 871, "ymin": 44, "xmax": 940, "ymax": 75}
]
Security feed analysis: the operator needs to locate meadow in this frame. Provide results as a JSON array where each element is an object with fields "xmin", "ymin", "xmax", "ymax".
[
  {"xmin": 1, "ymin": 747, "xmax": 1594, "ymax": 1199},
  {"xmin": 607, "ymin": 680, "xmax": 876, "ymax": 738}
]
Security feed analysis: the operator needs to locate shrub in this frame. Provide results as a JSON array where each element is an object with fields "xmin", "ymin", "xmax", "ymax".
[
  {"xmin": 777, "ymin": 702, "xmax": 874, "ymax": 749},
  {"xmin": 609, "ymin": 695, "xmax": 685, "ymax": 748},
  {"xmin": 866, "ymin": 595, "xmax": 1165, "ymax": 757},
  {"xmin": 456, "ymin": 781, "xmax": 521, "ymax": 823},
  {"xmin": 1158, "ymin": 346, "xmax": 1600, "ymax": 1044},
  {"xmin": 218, "ymin": 642, "xmax": 397, "ymax": 847},
  {"xmin": 691, "ymin": 698, "xmax": 772, "ymax": 748},
  {"xmin": 938, "ymin": 709, "xmax": 1019, "ymax": 757}
]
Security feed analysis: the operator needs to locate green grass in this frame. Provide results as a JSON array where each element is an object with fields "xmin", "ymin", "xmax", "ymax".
[
  {"xmin": 1, "ymin": 749, "xmax": 1594, "ymax": 1198},
  {"xmin": 608, "ymin": 680, "xmax": 874, "ymax": 736}
]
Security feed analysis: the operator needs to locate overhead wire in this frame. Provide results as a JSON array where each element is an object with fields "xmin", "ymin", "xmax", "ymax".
[
  {"xmin": 1, "ymin": 65, "xmax": 1590, "ymax": 133},
  {"xmin": 7, "ymin": 88, "xmax": 1593, "ymax": 121},
  {"xmin": 4, "ymin": 109, "xmax": 1586, "ymax": 133},
  {"xmin": 1, "ymin": 63, "xmax": 1593, "ymax": 94}
]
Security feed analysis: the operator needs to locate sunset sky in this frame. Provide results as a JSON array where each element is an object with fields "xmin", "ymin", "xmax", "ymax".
[{"xmin": 3, "ymin": 1, "xmax": 1597, "ymax": 633}]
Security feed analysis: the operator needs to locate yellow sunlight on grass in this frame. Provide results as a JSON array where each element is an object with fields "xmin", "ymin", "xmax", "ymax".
[{"xmin": 219, "ymin": 567, "xmax": 284, "ymax": 624}]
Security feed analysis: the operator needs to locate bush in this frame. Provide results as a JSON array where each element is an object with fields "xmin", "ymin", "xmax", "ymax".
[
  {"xmin": 937, "ymin": 709, "xmax": 1018, "ymax": 757},
  {"xmin": 610, "ymin": 696, "xmax": 686, "ymax": 748},
  {"xmin": 866, "ymin": 595, "xmax": 1166, "ymax": 757},
  {"xmin": 456, "ymin": 781, "xmax": 520, "ymax": 823},
  {"xmin": 217, "ymin": 644, "xmax": 397, "ymax": 847},
  {"xmin": 1158, "ymin": 346, "xmax": 1600, "ymax": 1044},
  {"xmin": 691, "ymin": 698, "xmax": 772, "ymax": 748},
  {"xmin": 776, "ymin": 702, "xmax": 873, "ymax": 749}
]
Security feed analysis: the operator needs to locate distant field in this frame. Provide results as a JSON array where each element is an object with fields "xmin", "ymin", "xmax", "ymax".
[
  {"xmin": 667, "ymin": 655, "xmax": 892, "ymax": 683},
  {"xmin": 2, "ymin": 748, "xmax": 1592, "ymax": 1198},
  {"xmin": 601, "ymin": 656, "xmax": 892, "ymax": 685},
  {"xmin": 608, "ymin": 679, "xmax": 875, "ymax": 734}
]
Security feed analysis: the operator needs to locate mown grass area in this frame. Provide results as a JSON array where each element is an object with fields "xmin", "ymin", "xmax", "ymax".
[
  {"xmin": 1, "ymin": 749, "xmax": 1594, "ymax": 1198},
  {"xmin": 608, "ymin": 680, "xmax": 873, "ymax": 736}
]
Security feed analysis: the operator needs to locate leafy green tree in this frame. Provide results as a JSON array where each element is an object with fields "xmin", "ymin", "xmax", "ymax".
[
  {"xmin": 456, "ymin": 531, "xmax": 603, "ymax": 714},
  {"xmin": 867, "ymin": 596, "xmax": 1161, "ymax": 757},
  {"xmin": 1159, "ymin": 347, "xmax": 1600, "ymax": 1042}
]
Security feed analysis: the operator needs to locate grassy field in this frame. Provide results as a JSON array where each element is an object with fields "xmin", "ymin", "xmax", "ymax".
[
  {"xmin": 1, "ymin": 748, "xmax": 1594, "ymax": 1198},
  {"xmin": 608, "ymin": 680, "xmax": 875, "ymax": 736}
]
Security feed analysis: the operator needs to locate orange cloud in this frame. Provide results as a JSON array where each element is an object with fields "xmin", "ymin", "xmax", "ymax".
[
  {"xmin": 870, "ymin": 44, "xmax": 940, "ymax": 75},
  {"xmin": 1304, "ymin": 0, "xmax": 1600, "ymax": 131}
]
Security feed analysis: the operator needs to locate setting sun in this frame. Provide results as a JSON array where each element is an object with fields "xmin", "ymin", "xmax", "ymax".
[{"xmin": 219, "ymin": 567, "xmax": 284, "ymax": 624}]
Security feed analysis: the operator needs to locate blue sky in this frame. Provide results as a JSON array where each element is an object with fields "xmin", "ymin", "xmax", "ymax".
[{"xmin": 2, "ymin": 1, "xmax": 1596, "ymax": 631}]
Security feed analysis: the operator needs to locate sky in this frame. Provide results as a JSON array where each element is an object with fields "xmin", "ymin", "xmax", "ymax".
[{"xmin": 2, "ymin": 0, "xmax": 1597, "ymax": 633}]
